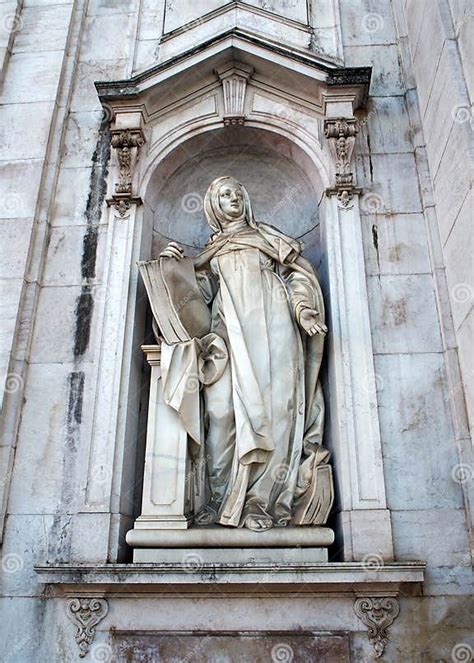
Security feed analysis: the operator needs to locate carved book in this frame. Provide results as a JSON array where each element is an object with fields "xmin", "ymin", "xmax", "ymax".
[{"xmin": 138, "ymin": 258, "xmax": 211, "ymax": 344}]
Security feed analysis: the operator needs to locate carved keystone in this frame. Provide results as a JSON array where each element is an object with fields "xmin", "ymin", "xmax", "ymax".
[
  {"xmin": 215, "ymin": 61, "xmax": 254, "ymax": 126},
  {"xmin": 66, "ymin": 597, "xmax": 109, "ymax": 657},
  {"xmin": 354, "ymin": 596, "xmax": 400, "ymax": 658}
]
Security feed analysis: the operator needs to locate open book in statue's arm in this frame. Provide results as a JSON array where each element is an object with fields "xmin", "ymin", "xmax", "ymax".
[{"xmin": 138, "ymin": 255, "xmax": 211, "ymax": 344}]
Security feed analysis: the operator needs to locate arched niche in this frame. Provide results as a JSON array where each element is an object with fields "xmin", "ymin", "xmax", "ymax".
[
  {"xmin": 127, "ymin": 125, "xmax": 337, "ymax": 553},
  {"xmin": 90, "ymin": 49, "xmax": 392, "ymax": 564},
  {"xmin": 143, "ymin": 126, "xmax": 326, "ymax": 268}
]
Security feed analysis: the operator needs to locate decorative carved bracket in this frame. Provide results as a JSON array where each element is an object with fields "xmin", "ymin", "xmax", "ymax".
[
  {"xmin": 106, "ymin": 194, "xmax": 142, "ymax": 218},
  {"xmin": 354, "ymin": 596, "xmax": 400, "ymax": 658},
  {"xmin": 108, "ymin": 127, "xmax": 145, "ymax": 216},
  {"xmin": 324, "ymin": 117, "xmax": 361, "ymax": 206},
  {"xmin": 66, "ymin": 597, "xmax": 109, "ymax": 658},
  {"xmin": 216, "ymin": 61, "xmax": 254, "ymax": 126}
]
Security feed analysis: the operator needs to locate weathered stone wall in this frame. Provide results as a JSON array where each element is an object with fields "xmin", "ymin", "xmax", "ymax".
[{"xmin": 0, "ymin": 1, "xmax": 472, "ymax": 661}]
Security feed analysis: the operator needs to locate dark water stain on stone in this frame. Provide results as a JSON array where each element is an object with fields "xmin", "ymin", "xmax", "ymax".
[
  {"xmin": 384, "ymin": 296, "xmax": 407, "ymax": 326},
  {"xmin": 388, "ymin": 243, "xmax": 405, "ymax": 263},
  {"xmin": 81, "ymin": 225, "xmax": 98, "ymax": 280},
  {"xmin": 372, "ymin": 223, "xmax": 379, "ymax": 251},
  {"xmin": 73, "ymin": 287, "xmax": 94, "ymax": 358},
  {"xmin": 367, "ymin": 131, "xmax": 374, "ymax": 182},
  {"xmin": 47, "ymin": 514, "xmax": 72, "ymax": 563},
  {"xmin": 60, "ymin": 372, "xmax": 85, "ymax": 508},
  {"xmin": 85, "ymin": 118, "xmax": 111, "ymax": 227},
  {"xmin": 66, "ymin": 371, "xmax": 84, "ymax": 431},
  {"xmin": 71, "ymin": 118, "xmax": 111, "ymax": 359}
]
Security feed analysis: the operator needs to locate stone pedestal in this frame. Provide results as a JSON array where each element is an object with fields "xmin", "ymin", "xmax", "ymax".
[
  {"xmin": 128, "ymin": 345, "xmax": 192, "ymax": 535},
  {"xmin": 126, "ymin": 346, "xmax": 335, "ymax": 561}
]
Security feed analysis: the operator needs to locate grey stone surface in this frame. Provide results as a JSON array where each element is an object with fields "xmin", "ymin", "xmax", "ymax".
[{"xmin": 0, "ymin": 0, "xmax": 472, "ymax": 659}]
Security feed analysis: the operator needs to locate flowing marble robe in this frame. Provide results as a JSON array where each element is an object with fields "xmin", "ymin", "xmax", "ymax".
[{"xmin": 192, "ymin": 181, "xmax": 329, "ymax": 528}]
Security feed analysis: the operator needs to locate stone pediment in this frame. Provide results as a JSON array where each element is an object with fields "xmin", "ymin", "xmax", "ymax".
[
  {"xmin": 149, "ymin": 0, "xmax": 343, "ymax": 70},
  {"xmin": 95, "ymin": 28, "xmax": 371, "ymax": 119}
]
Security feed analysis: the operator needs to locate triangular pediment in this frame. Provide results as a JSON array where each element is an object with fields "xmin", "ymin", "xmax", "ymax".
[{"xmin": 96, "ymin": 28, "xmax": 371, "ymax": 117}]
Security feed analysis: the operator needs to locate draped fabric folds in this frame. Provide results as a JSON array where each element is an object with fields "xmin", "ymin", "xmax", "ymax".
[
  {"xmin": 189, "ymin": 177, "xmax": 332, "ymax": 527},
  {"xmin": 144, "ymin": 176, "xmax": 333, "ymax": 529}
]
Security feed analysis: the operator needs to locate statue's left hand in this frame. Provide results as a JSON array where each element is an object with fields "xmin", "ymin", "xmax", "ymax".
[{"xmin": 299, "ymin": 308, "xmax": 328, "ymax": 337}]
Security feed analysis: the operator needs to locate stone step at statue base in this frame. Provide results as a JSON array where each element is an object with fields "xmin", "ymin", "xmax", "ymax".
[{"xmin": 133, "ymin": 546, "xmax": 328, "ymax": 564}]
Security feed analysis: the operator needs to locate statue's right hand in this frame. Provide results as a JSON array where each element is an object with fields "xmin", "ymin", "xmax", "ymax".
[{"xmin": 160, "ymin": 242, "xmax": 185, "ymax": 260}]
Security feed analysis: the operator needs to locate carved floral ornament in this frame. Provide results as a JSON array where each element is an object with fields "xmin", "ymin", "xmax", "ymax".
[
  {"xmin": 108, "ymin": 127, "xmax": 145, "ymax": 218},
  {"xmin": 324, "ymin": 117, "xmax": 361, "ymax": 207},
  {"xmin": 66, "ymin": 597, "xmax": 109, "ymax": 657},
  {"xmin": 354, "ymin": 596, "xmax": 400, "ymax": 659}
]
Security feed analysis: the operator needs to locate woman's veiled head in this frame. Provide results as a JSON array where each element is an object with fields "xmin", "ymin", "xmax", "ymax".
[{"xmin": 204, "ymin": 176, "xmax": 256, "ymax": 233}]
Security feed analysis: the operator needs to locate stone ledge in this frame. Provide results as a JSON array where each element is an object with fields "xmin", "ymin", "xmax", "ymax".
[
  {"xmin": 35, "ymin": 562, "xmax": 425, "ymax": 596},
  {"xmin": 126, "ymin": 526, "xmax": 335, "ymax": 548}
]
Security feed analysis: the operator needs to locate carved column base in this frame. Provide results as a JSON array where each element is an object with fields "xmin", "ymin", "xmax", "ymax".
[{"xmin": 354, "ymin": 596, "xmax": 400, "ymax": 659}]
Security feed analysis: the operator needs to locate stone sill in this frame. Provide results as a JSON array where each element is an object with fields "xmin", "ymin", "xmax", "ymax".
[{"xmin": 35, "ymin": 562, "xmax": 425, "ymax": 597}]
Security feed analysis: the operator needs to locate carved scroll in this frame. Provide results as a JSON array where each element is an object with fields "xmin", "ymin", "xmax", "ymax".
[
  {"xmin": 324, "ymin": 117, "xmax": 360, "ymax": 206},
  {"xmin": 66, "ymin": 597, "xmax": 109, "ymax": 657},
  {"xmin": 354, "ymin": 596, "xmax": 400, "ymax": 658},
  {"xmin": 108, "ymin": 127, "xmax": 145, "ymax": 217}
]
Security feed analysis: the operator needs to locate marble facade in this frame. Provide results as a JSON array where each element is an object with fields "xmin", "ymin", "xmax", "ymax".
[{"xmin": 0, "ymin": 0, "xmax": 472, "ymax": 661}]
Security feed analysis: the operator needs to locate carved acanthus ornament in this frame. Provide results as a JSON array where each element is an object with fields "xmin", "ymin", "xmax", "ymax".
[
  {"xmin": 324, "ymin": 117, "xmax": 360, "ymax": 206},
  {"xmin": 108, "ymin": 127, "xmax": 145, "ymax": 217},
  {"xmin": 66, "ymin": 597, "xmax": 109, "ymax": 657},
  {"xmin": 216, "ymin": 61, "xmax": 254, "ymax": 126},
  {"xmin": 354, "ymin": 596, "xmax": 400, "ymax": 658}
]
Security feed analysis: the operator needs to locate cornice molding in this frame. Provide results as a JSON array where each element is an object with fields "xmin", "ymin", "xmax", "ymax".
[{"xmin": 95, "ymin": 28, "xmax": 371, "ymax": 104}]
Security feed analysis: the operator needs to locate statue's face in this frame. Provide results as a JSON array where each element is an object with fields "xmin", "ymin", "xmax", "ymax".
[{"xmin": 218, "ymin": 183, "xmax": 244, "ymax": 219}]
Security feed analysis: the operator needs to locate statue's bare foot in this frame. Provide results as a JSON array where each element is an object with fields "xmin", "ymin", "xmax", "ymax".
[
  {"xmin": 194, "ymin": 504, "xmax": 218, "ymax": 526},
  {"xmin": 243, "ymin": 515, "xmax": 273, "ymax": 531}
]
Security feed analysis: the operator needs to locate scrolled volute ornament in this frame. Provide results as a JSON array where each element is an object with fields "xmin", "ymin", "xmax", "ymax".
[
  {"xmin": 66, "ymin": 597, "xmax": 109, "ymax": 658},
  {"xmin": 354, "ymin": 596, "xmax": 400, "ymax": 658},
  {"xmin": 324, "ymin": 117, "xmax": 360, "ymax": 206}
]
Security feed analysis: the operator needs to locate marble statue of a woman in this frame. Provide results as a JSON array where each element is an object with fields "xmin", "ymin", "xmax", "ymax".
[{"xmin": 144, "ymin": 176, "xmax": 334, "ymax": 532}]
